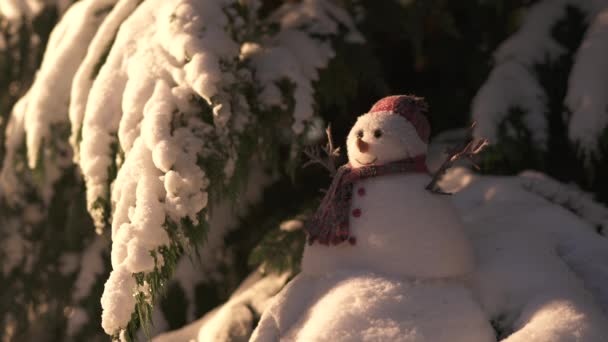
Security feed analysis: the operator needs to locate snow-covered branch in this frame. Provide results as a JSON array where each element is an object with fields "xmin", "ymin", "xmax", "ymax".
[{"xmin": 0, "ymin": 0, "xmax": 361, "ymax": 339}]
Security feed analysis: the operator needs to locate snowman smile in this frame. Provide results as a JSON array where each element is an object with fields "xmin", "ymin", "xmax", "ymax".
[{"xmin": 355, "ymin": 157, "xmax": 377, "ymax": 166}]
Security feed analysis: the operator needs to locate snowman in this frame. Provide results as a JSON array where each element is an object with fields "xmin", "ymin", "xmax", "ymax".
[{"xmin": 250, "ymin": 95, "xmax": 496, "ymax": 342}]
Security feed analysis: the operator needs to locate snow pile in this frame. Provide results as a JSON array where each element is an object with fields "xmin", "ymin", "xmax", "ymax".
[
  {"xmin": 566, "ymin": 4, "xmax": 608, "ymax": 157},
  {"xmin": 441, "ymin": 168, "xmax": 608, "ymax": 341},
  {"xmin": 252, "ymin": 271, "xmax": 494, "ymax": 342}
]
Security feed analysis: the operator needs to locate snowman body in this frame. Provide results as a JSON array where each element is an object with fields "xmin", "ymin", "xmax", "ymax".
[
  {"xmin": 251, "ymin": 96, "xmax": 495, "ymax": 342},
  {"xmin": 252, "ymin": 174, "xmax": 495, "ymax": 342},
  {"xmin": 302, "ymin": 173, "xmax": 474, "ymax": 279}
]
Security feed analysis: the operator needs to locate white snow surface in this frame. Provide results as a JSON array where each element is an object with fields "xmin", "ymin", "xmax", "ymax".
[
  {"xmin": 442, "ymin": 167, "xmax": 608, "ymax": 341},
  {"xmin": 566, "ymin": 4, "xmax": 608, "ymax": 156}
]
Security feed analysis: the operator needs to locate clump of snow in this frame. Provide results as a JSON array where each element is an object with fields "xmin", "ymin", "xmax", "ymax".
[
  {"xmin": 494, "ymin": 0, "xmax": 569, "ymax": 64},
  {"xmin": 241, "ymin": 0, "xmax": 362, "ymax": 134},
  {"xmin": 472, "ymin": 62, "xmax": 547, "ymax": 147},
  {"xmin": 101, "ymin": 267, "xmax": 137, "ymax": 335},
  {"xmin": 565, "ymin": 6, "xmax": 608, "ymax": 157},
  {"xmin": 69, "ymin": 0, "xmax": 141, "ymax": 161}
]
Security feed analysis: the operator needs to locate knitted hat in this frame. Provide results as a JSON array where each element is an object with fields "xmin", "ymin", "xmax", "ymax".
[{"xmin": 368, "ymin": 95, "xmax": 430, "ymax": 143}]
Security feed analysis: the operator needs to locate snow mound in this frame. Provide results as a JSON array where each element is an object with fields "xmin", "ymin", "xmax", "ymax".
[
  {"xmin": 442, "ymin": 167, "xmax": 608, "ymax": 341},
  {"xmin": 252, "ymin": 271, "xmax": 495, "ymax": 342}
]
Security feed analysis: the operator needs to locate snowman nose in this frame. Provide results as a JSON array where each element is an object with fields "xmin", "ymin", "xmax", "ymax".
[{"xmin": 356, "ymin": 138, "xmax": 369, "ymax": 153}]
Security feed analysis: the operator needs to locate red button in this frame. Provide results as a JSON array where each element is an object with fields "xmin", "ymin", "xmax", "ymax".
[
  {"xmin": 357, "ymin": 187, "xmax": 365, "ymax": 196},
  {"xmin": 352, "ymin": 208, "xmax": 361, "ymax": 217}
]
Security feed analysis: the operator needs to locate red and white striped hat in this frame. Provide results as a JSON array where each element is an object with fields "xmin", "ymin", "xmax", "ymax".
[{"xmin": 368, "ymin": 95, "xmax": 430, "ymax": 143}]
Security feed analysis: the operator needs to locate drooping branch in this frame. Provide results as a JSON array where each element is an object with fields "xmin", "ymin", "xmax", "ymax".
[
  {"xmin": 426, "ymin": 122, "xmax": 489, "ymax": 194},
  {"xmin": 302, "ymin": 125, "xmax": 341, "ymax": 177}
]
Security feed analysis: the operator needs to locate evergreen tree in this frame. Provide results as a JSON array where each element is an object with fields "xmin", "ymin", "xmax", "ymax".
[{"xmin": 1, "ymin": 1, "xmax": 606, "ymax": 341}]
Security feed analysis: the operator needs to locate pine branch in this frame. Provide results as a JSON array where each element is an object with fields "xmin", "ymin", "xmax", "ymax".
[
  {"xmin": 426, "ymin": 122, "xmax": 489, "ymax": 194},
  {"xmin": 302, "ymin": 125, "xmax": 341, "ymax": 177}
]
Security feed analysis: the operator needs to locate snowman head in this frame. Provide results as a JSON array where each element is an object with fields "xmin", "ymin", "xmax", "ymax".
[{"xmin": 347, "ymin": 95, "xmax": 430, "ymax": 168}]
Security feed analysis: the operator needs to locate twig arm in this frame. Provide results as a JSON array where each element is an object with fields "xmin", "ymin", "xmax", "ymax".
[
  {"xmin": 426, "ymin": 122, "xmax": 489, "ymax": 194},
  {"xmin": 302, "ymin": 125, "xmax": 341, "ymax": 177}
]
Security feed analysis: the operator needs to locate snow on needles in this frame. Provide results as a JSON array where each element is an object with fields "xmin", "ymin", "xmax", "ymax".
[
  {"xmin": 1, "ymin": 0, "xmax": 361, "ymax": 336},
  {"xmin": 566, "ymin": 4, "xmax": 608, "ymax": 157},
  {"xmin": 241, "ymin": 0, "xmax": 363, "ymax": 134},
  {"xmin": 474, "ymin": 0, "xmax": 608, "ymax": 156},
  {"xmin": 24, "ymin": 0, "xmax": 116, "ymax": 170},
  {"xmin": 0, "ymin": 0, "xmax": 70, "ymax": 22},
  {"xmin": 472, "ymin": 0, "xmax": 570, "ymax": 148}
]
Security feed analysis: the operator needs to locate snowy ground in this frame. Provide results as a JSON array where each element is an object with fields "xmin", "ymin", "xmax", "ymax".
[
  {"xmin": 153, "ymin": 165, "xmax": 608, "ymax": 341},
  {"xmin": 442, "ymin": 167, "xmax": 608, "ymax": 341}
]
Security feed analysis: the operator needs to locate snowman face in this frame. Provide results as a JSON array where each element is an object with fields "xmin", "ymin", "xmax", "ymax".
[{"xmin": 346, "ymin": 113, "xmax": 427, "ymax": 168}]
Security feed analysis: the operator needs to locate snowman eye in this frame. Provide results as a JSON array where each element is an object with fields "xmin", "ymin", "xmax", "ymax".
[
  {"xmin": 373, "ymin": 129, "xmax": 383, "ymax": 138},
  {"xmin": 356, "ymin": 130, "xmax": 364, "ymax": 138}
]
